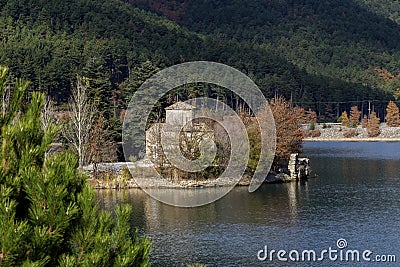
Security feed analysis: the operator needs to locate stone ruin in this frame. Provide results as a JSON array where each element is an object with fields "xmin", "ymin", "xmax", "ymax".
[{"xmin": 288, "ymin": 153, "xmax": 310, "ymax": 180}]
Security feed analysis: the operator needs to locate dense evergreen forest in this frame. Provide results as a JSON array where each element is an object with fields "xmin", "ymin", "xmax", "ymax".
[
  {"xmin": 132, "ymin": 0, "xmax": 400, "ymax": 93},
  {"xmin": 1, "ymin": 0, "xmax": 399, "ymax": 124}
]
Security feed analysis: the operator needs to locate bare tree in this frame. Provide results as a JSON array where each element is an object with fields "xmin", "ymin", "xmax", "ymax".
[
  {"xmin": 2, "ymin": 82, "xmax": 10, "ymax": 117},
  {"xmin": 87, "ymin": 113, "xmax": 117, "ymax": 176},
  {"xmin": 41, "ymin": 97, "xmax": 55, "ymax": 130},
  {"xmin": 63, "ymin": 75, "xmax": 95, "ymax": 170},
  {"xmin": 41, "ymin": 97, "xmax": 56, "ymax": 159}
]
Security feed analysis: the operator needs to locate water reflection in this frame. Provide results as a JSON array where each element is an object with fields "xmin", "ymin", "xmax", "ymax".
[
  {"xmin": 95, "ymin": 142, "xmax": 400, "ymax": 266},
  {"xmin": 142, "ymin": 186, "xmax": 234, "ymax": 207},
  {"xmin": 96, "ymin": 179, "xmax": 312, "ymax": 231}
]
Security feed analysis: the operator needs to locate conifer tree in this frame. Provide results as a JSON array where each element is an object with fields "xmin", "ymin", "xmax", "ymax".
[
  {"xmin": 0, "ymin": 66, "xmax": 150, "ymax": 266},
  {"xmin": 361, "ymin": 114, "xmax": 368, "ymax": 128},
  {"xmin": 349, "ymin": 106, "xmax": 361, "ymax": 127},
  {"xmin": 367, "ymin": 112, "xmax": 381, "ymax": 137},
  {"xmin": 339, "ymin": 111, "xmax": 349, "ymax": 126},
  {"xmin": 120, "ymin": 60, "xmax": 160, "ymax": 104},
  {"xmin": 82, "ymin": 54, "xmax": 115, "ymax": 121},
  {"xmin": 385, "ymin": 100, "xmax": 400, "ymax": 127}
]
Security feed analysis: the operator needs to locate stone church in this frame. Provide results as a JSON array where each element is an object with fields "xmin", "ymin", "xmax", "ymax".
[{"xmin": 145, "ymin": 102, "xmax": 214, "ymax": 165}]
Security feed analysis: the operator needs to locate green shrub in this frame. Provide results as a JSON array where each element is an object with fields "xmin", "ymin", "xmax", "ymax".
[
  {"xmin": 0, "ymin": 66, "xmax": 150, "ymax": 266},
  {"xmin": 310, "ymin": 121, "xmax": 315, "ymax": 130},
  {"xmin": 129, "ymin": 155, "xmax": 137, "ymax": 162},
  {"xmin": 121, "ymin": 166, "xmax": 133, "ymax": 180}
]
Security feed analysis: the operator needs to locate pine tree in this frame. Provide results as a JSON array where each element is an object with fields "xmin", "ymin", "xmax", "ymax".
[
  {"xmin": 120, "ymin": 60, "xmax": 160, "ymax": 104},
  {"xmin": 349, "ymin": 106, "xmax": 361, "ymax": 127},
  {"xmin": 82, "ymin": 52, "xmax": 113, "ymax": 115},
  {"xmin": 0, "ymin": 66, "xmax": 150, "ymax": 266},
  {"xmin": 339, "ymin": 111, "xmax": 349, "ymax": 126},
  {"xmin": 385, "ymin": 100, "xmax": 400, "ymax": 127},
  {"xmin": 367, "ymin": 112, "xmax": 381, "ymax": 137}
]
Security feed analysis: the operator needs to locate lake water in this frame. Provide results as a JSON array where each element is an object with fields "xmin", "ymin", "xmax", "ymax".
[{"xmin": 96, "ymin": 142, "xmax": 400, "ymax": 266}]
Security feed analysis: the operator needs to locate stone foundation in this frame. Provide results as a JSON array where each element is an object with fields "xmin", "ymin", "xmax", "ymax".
[
  {"xmin": 265, "ymin": 153, "xmax": 310, "ymax": 183},
  {"xmin": 86, "ymin": 153, "xmax": 311, "ymax": 188}
]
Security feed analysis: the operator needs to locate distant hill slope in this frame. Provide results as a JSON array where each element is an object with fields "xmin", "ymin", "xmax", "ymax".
[
  {"xmin": 0, "ymin": 0, "xmax": 394, "ymax": 121},
  {"xmin": 355, "ymin": 0, "xmax": 400, "ymax": 24},
  {"xmin": 131, "ymin": 0, "xmax": 400, "ymax": 99}
]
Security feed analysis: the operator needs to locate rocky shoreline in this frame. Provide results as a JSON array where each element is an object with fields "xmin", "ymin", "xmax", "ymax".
[
  {"xmin": 88, "ymin": 173, "xmax": 307, "ymax": 190},
  {"xmin": 86, "ymin": 154, "xmax": 311, "ymax": 189},
  {"xmin": 303, "ymin": 123, "xmax": 400, "ymax": 141}
]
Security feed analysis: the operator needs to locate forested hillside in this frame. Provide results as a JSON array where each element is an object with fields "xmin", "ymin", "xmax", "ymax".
[
  {"xmin": 131, "ymin": 0, "xmax": 400, "ymax": 106},
  {"xmin": 0, "ymin": 0, "xmax": 397, "ymax": 123},
  {"xmin": 355, "ymin": 0, "xmax": 400, "ymax": 24}
]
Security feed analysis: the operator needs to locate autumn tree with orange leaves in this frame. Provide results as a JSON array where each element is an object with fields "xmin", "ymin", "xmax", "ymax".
[
  {"xmin": 385, "ymin": 100, "xmax": 400, "ymax": 127},
  {"xmin": 245, "ymin": 97, "xmax": 304, "ymax": 172},
  {"xmin": 339, "ymin": 111, "xmax": 349, "ymax": 126},
  {"xmin": 349, "ymin": 106, "xmax": 361, "ymax": 127},
  {"xmin": 361, "ymin": 115, "xmax": 368, "ymax": 128},
  {"xmin": 269, "ymin": 97, "xmax": 304, "ymax": 169},
  {"xmin": 374, "ymin": 67, "xmax": 400, "ymax": 99},
  {"xmin": 367, "ymin": 112, "xmax": 380, "ymax": 137}
]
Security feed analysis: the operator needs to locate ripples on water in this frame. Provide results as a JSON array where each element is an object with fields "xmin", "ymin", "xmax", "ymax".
[{"xmin": 96, "ymin": 142, "xmax": 400, "ymax": 266}]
